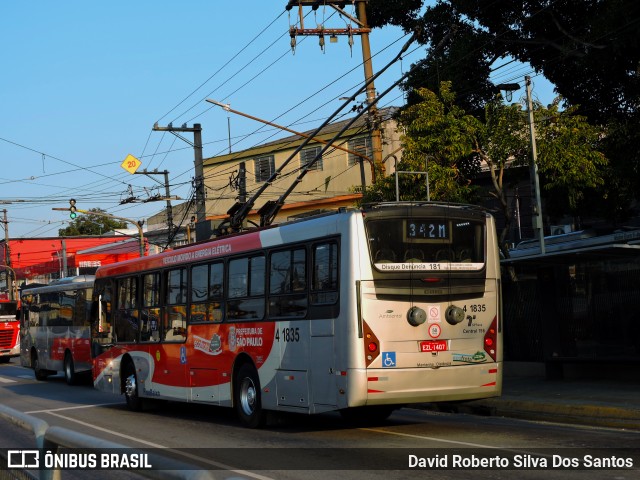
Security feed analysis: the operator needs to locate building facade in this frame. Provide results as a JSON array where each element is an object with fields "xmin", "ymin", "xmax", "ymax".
[
  {"xmin": 201, "ymin": 108, "xmax": 402, "ymax": 228},
  {"xmin": 0, "ymin": 236, "xmax": 144, "ymax": 298}
]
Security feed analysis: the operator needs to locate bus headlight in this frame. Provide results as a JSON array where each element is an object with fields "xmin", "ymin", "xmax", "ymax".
[
  {"xmin": 445, "ymin": 305, "xmax": 465, "ymax": 325},
  {"xmin": 407, "ymin": 306, "xmax": 427, "ymax": 326}
]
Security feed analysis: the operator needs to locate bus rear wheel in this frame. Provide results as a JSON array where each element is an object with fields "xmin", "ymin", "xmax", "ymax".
[
  {"xmin": 64, "ymin": 352, "xmax": 76, "ymax": 386},
  {"xmin": 123, "ymin": 361, "xmax": 143, "ymax": 411},
  {"xmin": 32, "ymin": 352, "xmax": 49, "ymax": 381},
  {"xmin": 234, "ymin": 363, "xmax": 266, "ymax": 428}
]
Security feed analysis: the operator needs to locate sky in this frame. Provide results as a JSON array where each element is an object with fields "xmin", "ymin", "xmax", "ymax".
[{"xmin": 0, "ymin": 1, "xmax": 555, "ymax": 239}]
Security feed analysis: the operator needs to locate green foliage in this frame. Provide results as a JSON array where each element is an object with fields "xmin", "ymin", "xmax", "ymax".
[
  {"xmin": 362, "ymin": 82, "xmax": 482, "ymax": 204},
  {"xmin": 535, "ymin": 103, "xmax": 607, "ymax": 213},
  {"xmin": 367, "ymin": 0, "xmax": 639, "ymax": 222},
  {"xmin": 58, "ymin": 208, "xmax": 128, "ymax": 237},
  {"xmin": 363, "ymin": 81, "xmax": 608, "ymax": 254}
]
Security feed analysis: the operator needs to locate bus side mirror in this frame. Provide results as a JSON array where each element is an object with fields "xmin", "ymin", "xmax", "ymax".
[{"xmin": 15, "ymin": 310, "xmax": 21, "ymax": 321}]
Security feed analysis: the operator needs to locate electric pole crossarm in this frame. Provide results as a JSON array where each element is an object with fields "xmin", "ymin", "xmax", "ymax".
[{"xmin": 152, "ymin": 124, "xmax": 198, "ymax": 147}]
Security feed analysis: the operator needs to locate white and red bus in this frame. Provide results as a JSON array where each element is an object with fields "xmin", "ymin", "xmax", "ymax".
[
  {"xmin": 0, "ymin": 299, "xmax": 20, "ymax": 363},
  {"xmin": 19, "ymin": 276, "xmax": 95, "ymax": 384},
  {"xmin": 91, "ymin": 202, "xmax": 502, "ymax": 427}
]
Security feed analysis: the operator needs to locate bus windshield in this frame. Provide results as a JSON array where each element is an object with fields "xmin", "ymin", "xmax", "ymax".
[
  {"xmin": 366, "ymin": 217, "xmax": 485, "ymax": 270},
  {"xmin": 0, "ymin": 301, "xmax": 18, "ymax": 319}
]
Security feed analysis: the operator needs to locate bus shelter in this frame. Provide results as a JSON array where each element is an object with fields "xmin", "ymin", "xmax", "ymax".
[{"xmin": 501, "ymin": 229, "xmax": 640, "ymax": 378}]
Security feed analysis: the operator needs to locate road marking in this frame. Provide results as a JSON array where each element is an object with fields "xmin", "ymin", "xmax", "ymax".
[
  {"xmin": 25, "ymin": 403, "xmax": 120, "ymax": 414},
  {"xmin": 361, "ymin": 426, "xmax": 557, "ymax": 460},
  {"xmin": 0, "ymin": 376, "xmax": 16, "ymax": 383},
  {"xmin": 361, "ymin": 427, "xmax": 495, "ymax": 448},
  {"xmin": 30, "ymin": 408, "xmax": 274, "ymax": 480}
]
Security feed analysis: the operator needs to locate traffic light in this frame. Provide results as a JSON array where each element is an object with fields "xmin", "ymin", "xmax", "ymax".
[{"xmin": 69, "ymin": 199, "xmax": 77, "ymax": 219}]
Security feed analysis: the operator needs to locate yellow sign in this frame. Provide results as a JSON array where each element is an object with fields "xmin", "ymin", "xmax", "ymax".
[{"xmin": 121, "ymin": 154, "xmax": 141, "ymax": 174}]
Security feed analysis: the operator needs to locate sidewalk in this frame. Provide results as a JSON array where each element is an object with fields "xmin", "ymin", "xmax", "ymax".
[{"xmin": 431, "ymin": 362, "xmax": 640, "ymax": 430}]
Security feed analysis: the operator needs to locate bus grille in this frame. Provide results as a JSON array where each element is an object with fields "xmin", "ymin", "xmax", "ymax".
[{"xmin": 0, "ymin": 330, "xmax": 15, "ymax": 347}]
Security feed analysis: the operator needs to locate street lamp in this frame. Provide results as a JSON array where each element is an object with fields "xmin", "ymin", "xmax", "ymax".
[{"xmin": 496, "ymin": 79, "xmax": 545, "ymax": 254}]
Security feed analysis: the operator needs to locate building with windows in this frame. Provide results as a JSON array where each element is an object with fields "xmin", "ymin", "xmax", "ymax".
[{"xmin": 201, "ymin": 107, "xmax": 402, "ymax": 228}]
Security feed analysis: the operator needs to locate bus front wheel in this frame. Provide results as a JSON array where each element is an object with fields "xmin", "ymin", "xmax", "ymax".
[
  {"xmin": 234, "ymin": 363, "xmax": 266, "ymax": 428},
  {"xmin": 123, "ymin": 361, "xmax": 143, "ymax": 411}
]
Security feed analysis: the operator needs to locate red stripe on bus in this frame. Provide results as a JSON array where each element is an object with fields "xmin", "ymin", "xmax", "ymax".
[
  {"xmin": 368, "ymin": 389, "xmax": 384, "ymax": 393},
  {"xmin": 482, "ymin": 382, "xmax": 497, "ymax": 387},
  {"xmin": 488, "ymin": 368, "xmax": 498, "ymax": 374}
]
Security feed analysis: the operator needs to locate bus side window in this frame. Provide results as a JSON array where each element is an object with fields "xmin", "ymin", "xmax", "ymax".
[
  {"xmin": 311, "ymin": 242, "xmax": 338, "ymax": 305},
  {"xmin": 227, "ymin": 256, "xmax": 265, "ymax": 321},
  {"xmin": 114, "ymin": 277, "xmax": 138, "ymax": 343},
  {"xmin": 268, "ymin": 248, "xmax": 307, "ymax": 319},
  {"xmin": 190, "ymin": 262, "xmax": 224, "ymax": 323},
  {"xmin": 141, "ymin": 273, "xmax": 161, "ymax": 342},
  {"xmin": 164, "ymin": 268, "xmax": 187, "ymax": 342}
]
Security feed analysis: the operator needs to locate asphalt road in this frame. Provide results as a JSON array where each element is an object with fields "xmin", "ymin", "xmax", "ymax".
[{"xmin": 1, "ymin": 360, "xmax": 638, "ymax": 480}]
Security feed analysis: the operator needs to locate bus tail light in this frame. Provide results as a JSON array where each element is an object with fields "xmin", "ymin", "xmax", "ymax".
[
  {"xmin": 362, "ymin": 320, "xmax": 380, "ymax": 367},
  {"xmin": 483, "ymin": 317, "xmax": 498, "ymax": 362}
]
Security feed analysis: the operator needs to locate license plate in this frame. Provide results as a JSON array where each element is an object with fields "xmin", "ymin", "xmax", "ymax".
[{"xmin": 420, "ymin": 340, "xmax": 448, "ymax": 352}]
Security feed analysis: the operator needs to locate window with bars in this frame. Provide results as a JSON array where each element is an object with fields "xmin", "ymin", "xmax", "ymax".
[
  {"xmin": 300, "ymin": 146, "xmax": 323, "ymax": 171},
  {"xmin": 347, "ymin": 136, "xmax": 372, "ymax": 167},
  {"xmin": 254, "ymin": 155, "xmax": 275, "ymax": 182}
]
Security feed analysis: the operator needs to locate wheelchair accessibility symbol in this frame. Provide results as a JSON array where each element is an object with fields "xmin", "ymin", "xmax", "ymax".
[
  {"xmin": 180, "ymin": 346, "xmax": 187, "ymax": 365},
  {"xmin": 382, "ymin": 352, "xmax": 396, "ymax": 368}
]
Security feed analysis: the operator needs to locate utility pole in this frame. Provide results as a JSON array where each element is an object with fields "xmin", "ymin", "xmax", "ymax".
[
  {"xmin": 286, "ymin": 0, "xmax": 384, "ymax": 175},
  {"xmin": 133, "ymin": 170, "xmax": 176, "ymax": 240},
  {"xmin": 1, "ymin": 209, "xmax": 14, "ymax": 300},
  {"xmin": 525, "ymin": 76, "xmax": 545, "ymax": 254},
  {"xmin": 153, "ymin": 123, "xmax": 209, "ymax": 241}
]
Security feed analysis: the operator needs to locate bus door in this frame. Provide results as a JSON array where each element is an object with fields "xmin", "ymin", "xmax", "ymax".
[
  {"xmin": 310, "ymin": 319, "xmax": 337, "ymax": 408},
  {"xmin": 308, "ymin": 241, "xmax": 339, "ymax": 409},
  {"xmin": 154, "ymin": 268, "xmax": 188, "ymax": 401}
]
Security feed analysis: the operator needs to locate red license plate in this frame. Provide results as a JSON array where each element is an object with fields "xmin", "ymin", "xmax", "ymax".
[{"xmin": 420, "ymin": 340, "xmax": 448, "ymax": 352}]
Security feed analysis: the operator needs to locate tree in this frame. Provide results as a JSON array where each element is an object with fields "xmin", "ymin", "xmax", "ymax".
[
  {"xmin": 367, "ymin": 0, "xmax": 639, "ymax": 220},
  {"xmin": 480, "ymin": 97, "xmax": 608, "ymax": 252},
  {"xmin": 362, "ymin": 82, "xmax": 482, "ymax": 204},
  {"xmin": 367, "ymin": 0, "xmax": 640, "ymax": 123},
  {"xmin": 58, "ymin": 209, "xmax": 128, "ymax": 237},
  {"xmin": 363, "ymin": 82, "xmax": 608, "ymax": 256}
]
